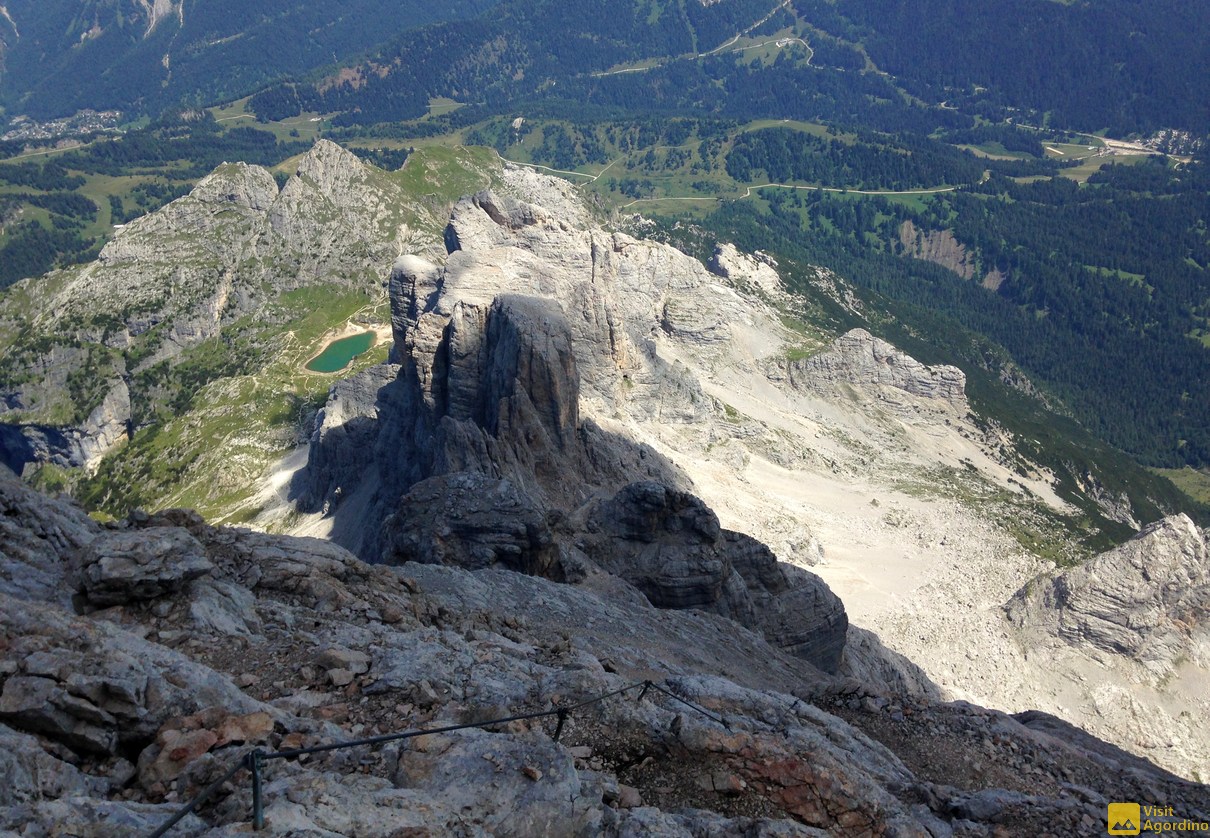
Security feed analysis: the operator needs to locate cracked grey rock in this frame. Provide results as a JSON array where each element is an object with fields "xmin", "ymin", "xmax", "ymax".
[
  {"xmin": 73, "ymin": 526, "xmax": 214, "ymax": 607},
  {"xmin": 1006, "ymin": 514, "xmax": 1210, "ymax": 675},
  {"xmin": 0, "ymin": 470, "xmax": 98, "ymax": 606}
]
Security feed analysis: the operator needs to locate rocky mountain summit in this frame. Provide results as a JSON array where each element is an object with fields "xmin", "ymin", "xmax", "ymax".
[
  {"xmin": 1007, "ymin": 514, "xmax": 1210, "ymax": 675},
  {"xmin": 4, "ymin": 463, "xmax": 1210, "ymax": 836},
  {"xmin": 0, "ymin": 140, "xmax": 451, "ymax": 476}
]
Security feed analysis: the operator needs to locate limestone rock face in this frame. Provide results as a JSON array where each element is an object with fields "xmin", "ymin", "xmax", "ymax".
[
  {"xmin": 302, "ymin": 179, "xmax": 783, "ymax": 551},
  {"xmin": 579, "ymin": 482, "xmax": 728, "ymax": 610},
  {"xmin": 577, "ymin": 482, "xmax": 849, "ymax": 673},
  {"xmin": 708, "ymin": 242, "xmax": 785, "ymax": 297},
  {"xmin": 301, "ymin": 362, "xmax": 402, "ymax": 517},
  {"xmin": 899, "ymin": 220, "xmax": 979, "ymax": 281},
  {"xmin": 380, "ymin": 472, "xmax": 558, "ymax": 577},
  {"xmin": 839, "ymin": 626, "xmax": 943, "ymax": 700},
  {"xmin": 73, "ymin": 526, "xmax": 214, "ymax": 607},
  {"xmin": 298, "ymin": 175, "xmax": 886, "ymax": 681},
  {"xmin": 0, "ymin": 470, "xmax": 99, "ymax": 605},
  {"xmin": 1006, "ymin": 514, "xmax": 1210, "ymax": 674},
  {"xmin": 789, "ymin": 328, "xmax": 967, "ymax": 406},
  {"xmin": 898, "ymin": 219, "xmax": 1007, "ymax": 291}
]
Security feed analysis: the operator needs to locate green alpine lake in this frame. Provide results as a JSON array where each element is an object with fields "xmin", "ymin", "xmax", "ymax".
[{"xmin": 305, "ymin": 331, "xmax": 376, "ymax": 373}]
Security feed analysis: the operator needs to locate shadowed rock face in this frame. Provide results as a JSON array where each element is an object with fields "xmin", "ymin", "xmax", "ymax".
[
  {"xmin": 380, "ymin": 472, "xmax": 559, "ymax": 578},
  {"xmin": 576, "ymin": 483, "xmax": 849, "ymax": 672},
  {"xmin": 0, "ymin": 380, "xmax": 131, "ymax": 475},
  {"xmin": 1006, "ymin": 514, "xmax": 1210, "ymax": 675},
  {"xmin": 301, "ymin": 284, "xmax": 680, "ymax": 560}
]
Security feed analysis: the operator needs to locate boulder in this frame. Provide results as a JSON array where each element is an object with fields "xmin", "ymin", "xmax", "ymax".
[{"xmin": 73, "ymin": 526, "xmax": 213, "ymax": 606}]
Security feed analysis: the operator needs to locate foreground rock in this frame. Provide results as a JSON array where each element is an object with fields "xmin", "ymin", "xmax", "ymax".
[
  {"xmin": 73, "ymin": 526, "xmax": 214, "ymax": 607},
  {"xmin": 0, "ymin": 473, "xmax": 99, "ymax": 605},
  {"xmin": 1, "ymin": 476, "xmax": 1207, "ymax": 836}
]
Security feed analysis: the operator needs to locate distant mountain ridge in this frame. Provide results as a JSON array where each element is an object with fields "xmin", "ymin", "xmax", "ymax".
[
  {"xmin": 239, "ymin": 0, "xmax": 1210, "ymax": 136},
  {"xmin": 6, "ymin": 0, "xmax": 1207, "ymax": 136},
  {"xmin": 0, "ymin": 0, "xmax": 500, "ymax": 120}
]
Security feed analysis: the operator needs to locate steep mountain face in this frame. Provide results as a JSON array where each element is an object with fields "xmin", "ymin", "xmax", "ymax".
[
  {"xmin": 0, "ymin": 0, "xmax": 499, "ymax": 120},
  {"xmin": 0, "ymin": 140, "xmax": 451, "ymax": 476},
  {"xmin": 276, "ymin": 155, "xmax": 1210, "ymax": 778},
  {"xmin": 3, "ymin": 457, "xmax": 1210, "ymax": 834},
  {"xmin": 3, "ymin": 143, "xmax": 1208, "ymax": 781}
]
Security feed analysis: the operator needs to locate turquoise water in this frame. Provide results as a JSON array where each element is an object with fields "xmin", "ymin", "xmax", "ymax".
[{"xmin": 305, "ymin": 331, "xmax": 376, "ymax": 373}]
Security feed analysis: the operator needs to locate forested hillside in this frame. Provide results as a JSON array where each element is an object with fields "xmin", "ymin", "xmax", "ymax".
[
  {"xmin": 830, "ymin": 0, "xmax": 1210, "ymax": 135},
  {"xmin": 244, "ymin": 0, "xmax": 1210, "ymax": 140},
  {"xmin": 0, "ymin": 0, "xmax": 499, "ymax": 119},
  {"xmin": 700, "ymin": 153, "xmax": 1210, "ymax": 469},
  {"xmin": 2, "ymin": 0, "xmax": 1208, "ymax": 481}
]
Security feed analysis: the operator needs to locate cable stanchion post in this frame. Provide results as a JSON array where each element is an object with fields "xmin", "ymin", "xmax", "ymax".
[
  {"xmin": 250, "ymin": 749, "xmax": 264, "ymax": 831},
  {"xmin": 149, "ymin": 679, "xmax": 732, "ymax": 837}
]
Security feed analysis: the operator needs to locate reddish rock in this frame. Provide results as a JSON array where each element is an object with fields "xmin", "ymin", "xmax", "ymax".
[
  {"xmin": 144, "ymin": 728, "xmax": 219, "ymax": 786},
  {"xmin": 214, "ymin": 711, "xmax": 273, "ymax": 746}
]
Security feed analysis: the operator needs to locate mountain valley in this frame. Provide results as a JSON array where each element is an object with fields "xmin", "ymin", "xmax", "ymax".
[
  {"xmin": 1, "ymin": 1, "xmax": 1209, "ymax": 834},
  {"xmin": 0, "ymin": 146, "xmax": 1208, "ymax": 835}
]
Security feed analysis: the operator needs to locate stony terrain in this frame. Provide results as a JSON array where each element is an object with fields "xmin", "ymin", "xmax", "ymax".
[
  {"xmin": 270, "ymin": 158, "xmax": 1210, "ymax": 781},
  {"xmin": 3, "ymin": 466, "xmax": 1209, "ymax": 836},
  {"xmin": 2, "ymin": 141, "xmax": 1208, "ymax": 797}
]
